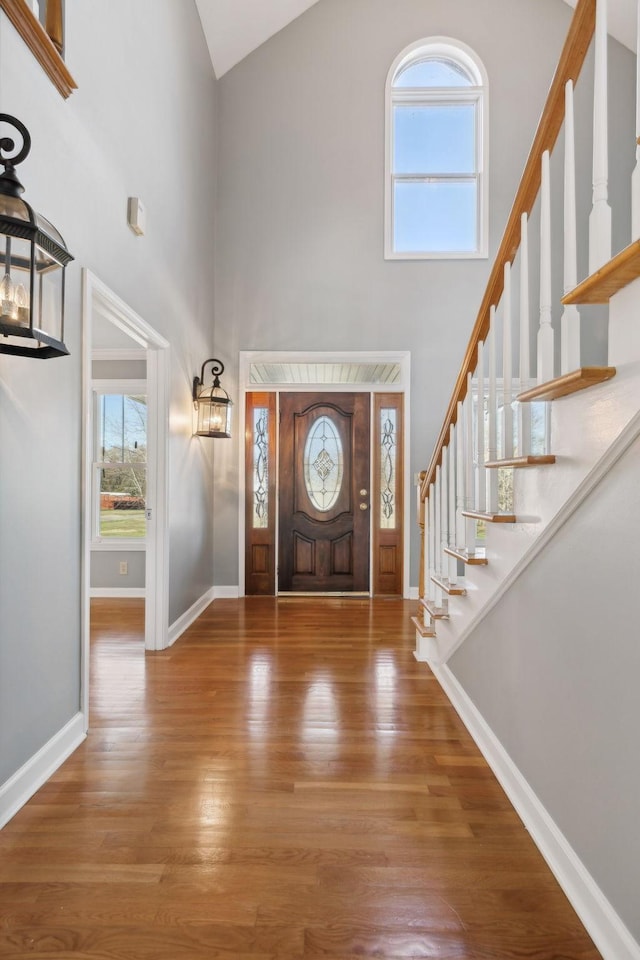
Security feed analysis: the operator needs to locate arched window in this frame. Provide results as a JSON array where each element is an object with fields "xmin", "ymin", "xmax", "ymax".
[{"xmin": 385, "ymin": 38, "xmax": 488, "ymax": 259}]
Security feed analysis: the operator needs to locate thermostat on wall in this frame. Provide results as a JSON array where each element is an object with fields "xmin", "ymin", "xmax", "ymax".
[{"xmin": 127, "ymin": 196, "xmax": 146, "ymax": 236}]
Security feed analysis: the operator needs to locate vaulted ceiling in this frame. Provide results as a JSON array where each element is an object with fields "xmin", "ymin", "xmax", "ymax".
[
  {"xmin": 194, "ymin": 0, "xmax": 635, "ymax": 79},
  {"xmin": 194, "ymin": 0, "xmax": 320, "ymax": 78}
]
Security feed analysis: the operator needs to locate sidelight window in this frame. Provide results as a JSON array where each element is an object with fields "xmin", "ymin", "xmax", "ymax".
[
  {"xmin": 252, "ymin": 406, "xmax": 270, "ymax": 529},
  {"xmin": 379, "ymin": 407, "xmax": 398, "ymax": 529}
]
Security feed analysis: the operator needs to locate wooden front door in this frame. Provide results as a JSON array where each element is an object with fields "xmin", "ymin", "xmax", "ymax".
[{"xmin": 278, "ymin": 393, "xmax": 370, "ymax": 593}]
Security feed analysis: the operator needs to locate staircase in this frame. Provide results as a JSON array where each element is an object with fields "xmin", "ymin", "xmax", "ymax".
[
  {"xmin": 413, "ymin": 0, "xmax": 640, "ymax": 667},
  {"xmin": 412, "ymin": 4, "xmax": 640, "ymax": 956}
]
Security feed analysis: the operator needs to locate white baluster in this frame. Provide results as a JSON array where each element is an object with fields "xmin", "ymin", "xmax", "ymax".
[
  {"xmin": 562, "ymin": 80, "xmax": 581, "ymax": 373},
  {"xmin": 590, "ymin": 0, "xmax": 612, "ymax": 272},
  {"xmin": 440, "ymin": 447, "xmax": 449, "ymax": 586},
  {"xmin": 456, "ymin": 400, "xmax": 466, "ymax": 552},
  {"xmin": 633, "ymin": 0, "xmax": 640, "ymax": 240},
  {"xmin": 464, "ymin": 373, "xmax": 476, "ymax": 551},
  {"xmin": 427, "ymin": 485, "xmax": 436, "ymax": 603},
  {"xmin": 475, "ymin": 341, "xmax": 486, "ymax": 512},
  {"xmin": 538, "ymin": 150, "xmax": 555, "ymax": 383},
  {"xmin": 448, "ymin": 425, "xmax": 458, "ymax": 585},
  {"xmin": 486, "ymin": 318, "xmax": 498, "ymax": 513},
  {"xmin": 434, "ymin": 466, "xmax": 443, "ymax": 608},
  {"xmin": 503, "ymin": 263, "xmax": 514, "ymax": 459},
  {"xmin": 518, "ymin": 213, "xmax": 532, "ymax": 456}
]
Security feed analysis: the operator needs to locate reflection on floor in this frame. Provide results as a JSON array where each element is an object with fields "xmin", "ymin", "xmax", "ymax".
[{"xmin": 0, "ymin": 597, "xmax": 600, "ymax": 959}]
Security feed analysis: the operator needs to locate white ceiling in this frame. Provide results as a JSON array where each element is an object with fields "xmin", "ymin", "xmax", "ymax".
[
  {"xmin": 249, "ymin": 361, "xmax": 401, "ymax": 385},
  {"xmin": 194, "ymin": 0, "xmax": 320, "ymax": 78},
  {"xmin": 195, "ymin": 0, "xmax": 636, "ymax": 79}
]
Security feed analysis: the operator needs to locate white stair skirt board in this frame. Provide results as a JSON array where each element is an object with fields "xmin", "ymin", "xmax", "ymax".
[
  {"xmin": 422, "ymin": 363, "xmax": 640, "ymax": 668},
  {"xmin": 0, "ymin": 713, "xmax": 86, "ymax": 830},
  {"xmin": 440, "ymin": 400, "xmax": 640, "ymax": 666},
  {"xmin": 168, "ymin": 587, "xmax": 216, "ymax": 647},
  {"xmin": 90, "ymin": 588, "xmax": 146, "ymax": 599},
  {"xmin": 413, "ymin": 633, "xmax": 440, "ymax": 663},
  {"xmin": 434, "ymin": 665, "xmax": 640, "ymax": 960}
]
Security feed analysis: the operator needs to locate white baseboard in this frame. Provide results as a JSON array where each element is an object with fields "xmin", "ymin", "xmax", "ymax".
[
  {"xmin": 168, "ymin": 587, "xmax": 215, "ymax": 646},
  {"xmin": 0, "ymin": 713, "xmax": 86, "ymax": 830},
  {"xmin": 434, "ymin": 665, "xmax": 640, "ymax": 960},
  {"xmin": 214, "ymin": 585, "xmax": 240, "ymax": 599},
  {"xmin": 90, "ymin": 587, "xmax": 146, "ymax": 598},
  {"xmin": 408, "ymin": 586, "xmax": 419, "ymax": 600}
]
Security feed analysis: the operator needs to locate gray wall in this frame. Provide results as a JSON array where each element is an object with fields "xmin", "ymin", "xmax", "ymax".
[
  {"xmin": 449, "ymin": 434, "xmax": 640, "ymax": 941},
  {"xmin": 92, "ymin": 359, "xmax": 147, "ymax": 380},
  {"xmin": 0, "ymin": 1, "xmax": 217, "ymax": 784},
  {"xmin": 213, "ymin": 0, "xmax": 582, "ymax": 588},
  {"xmin": 90, "ymin": 551, "xmax": 145, "ymax": 591}
]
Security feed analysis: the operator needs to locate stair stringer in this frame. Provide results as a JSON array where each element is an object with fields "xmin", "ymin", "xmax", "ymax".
[{"xmin": 417, "ymin": 359, "xmax": 640, "ymax": 666}]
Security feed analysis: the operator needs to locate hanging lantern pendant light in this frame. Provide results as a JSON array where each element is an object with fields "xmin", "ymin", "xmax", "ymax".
[{"xmin": 0, "ymin": 114, "xmax": 73, "ymax": 358}]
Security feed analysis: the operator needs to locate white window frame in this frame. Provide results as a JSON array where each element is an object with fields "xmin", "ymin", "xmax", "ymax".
[
  {"xmin": 91, "ymin": 378, "xmax": 148, "ymax": 550},
  {"xmin": 384, "ymin": 36, "xmax": 489, "ymax": 261}
]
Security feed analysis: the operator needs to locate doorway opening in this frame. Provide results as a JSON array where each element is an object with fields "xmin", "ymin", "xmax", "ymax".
[
  {"xmin": 239, "ymin": 352, "xmax": 410, "ymax": 598},
  {"xmin": 81, "ymin": 271, "xmax": 170, "ymax": 724}
]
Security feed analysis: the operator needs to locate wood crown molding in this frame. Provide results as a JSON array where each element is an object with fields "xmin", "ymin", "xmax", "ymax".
[{"xmin": 0, "ymin": 0, "xmax": 77, "ymax": 98}]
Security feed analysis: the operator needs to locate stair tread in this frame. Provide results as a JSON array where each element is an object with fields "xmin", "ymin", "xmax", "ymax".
[
  {"xmin": 461, "ymin": 509, "xmax": 517, "ymax": 523},
  {"xmin": 418, "ymin": 597, "xmax": 450, "ymax": 620},
  {"xmin": 411, "ymin": 616, "xmax": 436, "ymax": 638},
  {"xmin": 430, "ymin": 575, "xmax": 467, "ymax": 596},
  {"xmin": 484, "ymin": 455, "xmax": 556, "ymax": 468},
  {"xmin": 516, "ymin": 367, "xmax": 616, "ymax": 402},
  {"xmin": 561, "ymin": 238, "xmax": 640, "ymax": 304},
  {"xmin": 444, "ymin": 546, "xmax": 488, "ymax": 565}
]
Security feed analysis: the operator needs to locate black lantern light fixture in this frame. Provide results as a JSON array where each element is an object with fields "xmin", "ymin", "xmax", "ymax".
[
  {"xmin": 192, "ymin": 358, "xmax": 233, "ymax": 438},
  {"xmin": 0, "ymin": 114, "xmax": 73, "ymax": 358}
]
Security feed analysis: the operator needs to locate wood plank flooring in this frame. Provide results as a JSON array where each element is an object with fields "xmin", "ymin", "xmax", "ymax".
[{"xmin": 0, "ymin": 598, "xmax": 601, "ymax": 959}]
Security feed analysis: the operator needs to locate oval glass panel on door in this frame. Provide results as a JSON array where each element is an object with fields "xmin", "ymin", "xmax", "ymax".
[{"xmin": 303, "ymin": 415, "xmax": 344, "ymax": 513}]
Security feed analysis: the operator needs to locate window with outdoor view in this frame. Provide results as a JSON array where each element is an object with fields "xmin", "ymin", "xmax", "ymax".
[
  {"xmin": 385, "ymin": 37, "xmax": 488, "ymax": 259},
  {"xmin": 93, "ymin": 391, "xmax": 147, "ymax": 541}
]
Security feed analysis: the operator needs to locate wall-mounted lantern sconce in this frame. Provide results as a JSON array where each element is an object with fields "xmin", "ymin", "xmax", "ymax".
[
  {"xmin": 192, "ymin": 358, "xmax": 233, "ymax": 438},
  {"xmin": 0, "ymin": 114, "xmax": 73, "ymax": 359}
]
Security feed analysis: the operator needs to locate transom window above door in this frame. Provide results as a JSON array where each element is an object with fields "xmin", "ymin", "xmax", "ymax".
[{"xmin": 385, "ymin": 37, "xmax": 488, "ymax": 260}]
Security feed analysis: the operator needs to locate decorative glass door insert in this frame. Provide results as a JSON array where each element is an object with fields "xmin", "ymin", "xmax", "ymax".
[{"xmin": 303, "ymin": 415, "xmax": 344, "ymax": 512}]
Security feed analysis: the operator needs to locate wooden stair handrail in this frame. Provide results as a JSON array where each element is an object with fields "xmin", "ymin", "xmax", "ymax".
[
  {"xmin": 0, "ymin": 0, "xmax": 76, "ymax": 98},
  {"xmin": 420, "ymin": 0, "xmax": 596, "ymax": 501}
]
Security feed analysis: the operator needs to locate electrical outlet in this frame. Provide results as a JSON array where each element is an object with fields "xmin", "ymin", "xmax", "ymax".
[{"xmin": 119, "ymin": 561, "xmax": 128, "ymax": 576}]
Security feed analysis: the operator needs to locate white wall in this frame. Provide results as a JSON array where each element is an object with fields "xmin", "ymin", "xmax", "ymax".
[
  {"xmin": 0, "ymin": 1, "xmax": 217, "ymax": 786},
  {"xmin": 213, "ymin": 0, "xmax": 584, "ymax": 588}
]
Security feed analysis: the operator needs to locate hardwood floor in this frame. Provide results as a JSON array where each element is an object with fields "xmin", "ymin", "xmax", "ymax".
[{"xmin": 0, "ymin": 598, "xmax": 601, "ymax": 959}]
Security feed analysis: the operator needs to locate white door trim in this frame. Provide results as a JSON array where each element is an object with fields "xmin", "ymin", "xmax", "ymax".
[
  {"xmin": 238, "ymin": 350, "xmax": 411, "ymax": 598},
  {"xmin": 81, "ymin": 271, "xmax": 170, "ymax": 724}
]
